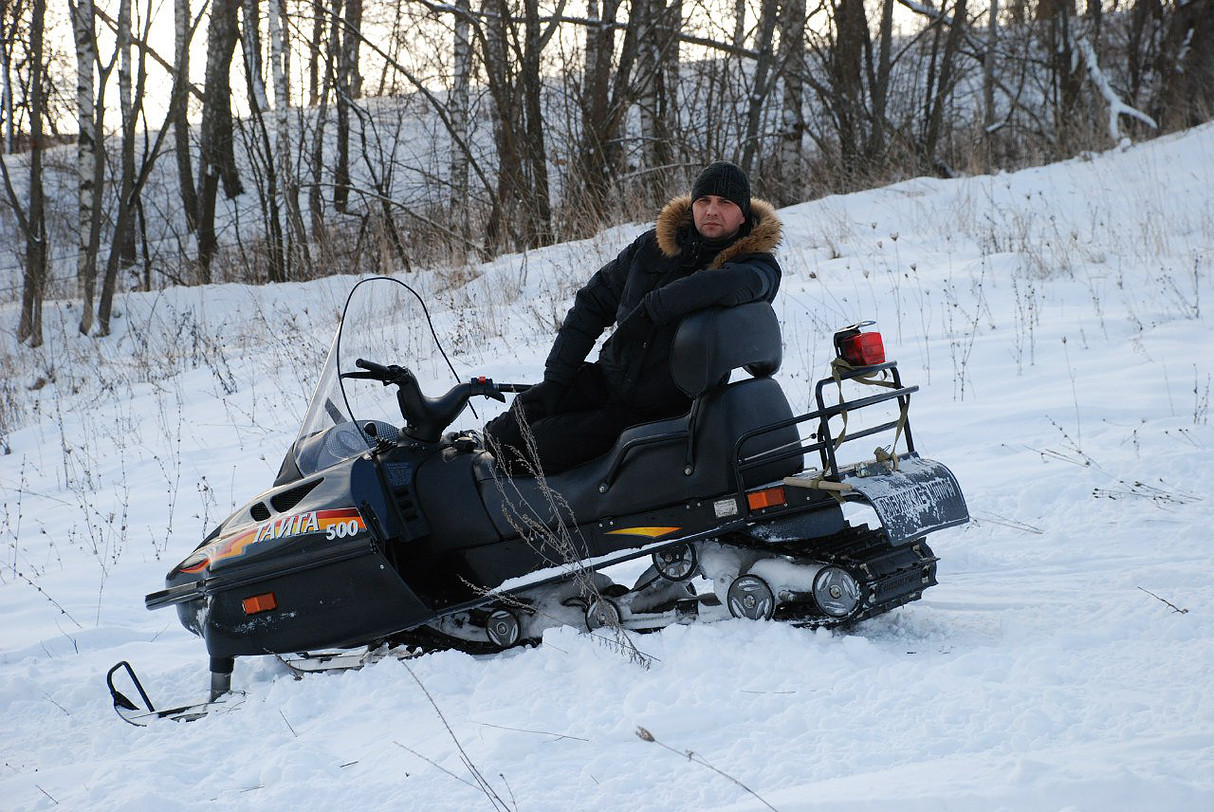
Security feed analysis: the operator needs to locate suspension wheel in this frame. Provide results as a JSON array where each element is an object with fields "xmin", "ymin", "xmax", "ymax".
[
  {"xmin": 485, "ymin": 608, "xmax": 521, "ymax": 649},
  {"xmin": 726, "ymin": 575, "xmax": 775, "ymax": 621},
  {"xmin": 812, "ymin": 566, "xmax": 861, "ymax": 618},
  {"xmin": 585, "ymin": 597, "xmax": 622, "ymax": 631},
  {"xmin": 652, "ymin": 543, "xmax": 698, "ymax": 581}
]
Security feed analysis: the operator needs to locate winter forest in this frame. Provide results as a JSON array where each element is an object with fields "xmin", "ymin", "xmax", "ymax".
[{"xmin": 1, "ymin": 0, "xmax": 1212, "ymax": 348}]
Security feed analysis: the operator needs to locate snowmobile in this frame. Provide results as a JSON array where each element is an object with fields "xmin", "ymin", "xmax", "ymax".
[{"xmin": 120, "ymin": 275, "xmax": 968, "ymax": 718}]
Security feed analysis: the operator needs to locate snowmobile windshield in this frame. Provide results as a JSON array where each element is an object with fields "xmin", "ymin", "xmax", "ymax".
[{"xmin": 291, "ymin": 276, "xmax": 465, "ymax": 478}]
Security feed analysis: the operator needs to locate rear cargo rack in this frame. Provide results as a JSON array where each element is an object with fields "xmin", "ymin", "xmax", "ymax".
[{"xmin": 734, "ymin": 361, "xmax": 917, "ymax": 493}]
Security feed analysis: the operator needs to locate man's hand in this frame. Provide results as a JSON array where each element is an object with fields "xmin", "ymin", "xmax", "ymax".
[{"xmin": 516, "ymin": 378, "xmax": 566, "ymax": 417}]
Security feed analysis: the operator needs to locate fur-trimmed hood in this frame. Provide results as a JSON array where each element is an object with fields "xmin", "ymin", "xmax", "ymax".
[{"xmin": 654, "ymin": 195, "xmax": 782, "ymax": 269}]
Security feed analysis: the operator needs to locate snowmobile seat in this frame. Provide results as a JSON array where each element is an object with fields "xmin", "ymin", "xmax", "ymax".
[{"xmin": 475, "ymin": 302, "xmax": 803, "ymax": 532}]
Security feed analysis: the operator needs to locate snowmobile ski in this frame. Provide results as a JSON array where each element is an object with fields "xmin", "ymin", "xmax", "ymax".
[
  {"xmin": 277, "ymin": 644, "xmax": 424, "ymax": 677},
  {"xmin": 107, "ymin": 661, "xmax": 244, "ymax": 726}
]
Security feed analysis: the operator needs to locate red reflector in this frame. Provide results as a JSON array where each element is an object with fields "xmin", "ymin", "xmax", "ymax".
[
  {"xmin": 840, "ymin": 332, "xmax": 885, "ymax": 366},
  {"xmin": 242, "ymin": 593, "xmax": 277, "ymax": 615},
  {"xmin": 747, "ymin": 486, "xmax": 786, "ymax": 511}
]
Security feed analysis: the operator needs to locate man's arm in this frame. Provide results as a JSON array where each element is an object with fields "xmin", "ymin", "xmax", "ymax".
[
  {"xmin": 643, "ymin": 253, "xmax": 781, "ymax": 325},
  {"xmin": 542, "ymin": 235, "xmax": 646, "ymax": 383}
]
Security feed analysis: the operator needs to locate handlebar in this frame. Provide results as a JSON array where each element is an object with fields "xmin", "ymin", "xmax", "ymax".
[
  {"xmin": 341, "ymin": 358, "xmax": 408, "ymax": 384},
  {"xmin": 344, "ymin": 358, "xmax": 533, "ymax": 443}
]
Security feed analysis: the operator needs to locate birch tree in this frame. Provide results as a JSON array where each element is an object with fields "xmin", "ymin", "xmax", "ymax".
[
  {"xmin": 636, "ymin": 0, "xmax": 680, "ymax": 199},
  {"xmin": 72, "ymin": 0, "xmax": 102, "ymax": 334},
  {"xmin": 0, "ymin": 2, "xmax": 22, "ymax": 154},
  {"xmin": 775, "ymin": 0, "xmax": 806, "ymax": 204},
  {"xmin": 449, "ymin": 0, "xmax": 472, "ymax": 238}
]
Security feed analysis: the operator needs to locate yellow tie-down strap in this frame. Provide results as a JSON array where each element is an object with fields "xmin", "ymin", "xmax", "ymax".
[{"xmin": 782, "ymin": 471, "xmax": 853, "ymax": 493}]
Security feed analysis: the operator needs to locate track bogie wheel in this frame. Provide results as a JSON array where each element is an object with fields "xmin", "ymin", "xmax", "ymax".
[
  {"xmin": 652, "ymin": 543, "xmax": 698, "ymax": 581},
  {"xmin": 585, "ymin": 598, "xmax": 622, "ymax": 631},
  {"xmin": 726, "ymin": 575, "xmax": 775, "ymax": 621},
  {"xmin": 485, "ymin": 608, "xmax": 521, "ymax": 649}
]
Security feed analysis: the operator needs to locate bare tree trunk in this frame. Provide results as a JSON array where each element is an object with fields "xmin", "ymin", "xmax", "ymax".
[
  {"xmin": 831, "ymin": 0, "xmax": 870, "ymax": 177},
  {"xmin": 449, "ymin": 0, "xmax": 472, "ymax": 238},
  {"xmin": 776, "ymin": 0, "xmax": 806, "ymax": 204},
  {"xmin": 15, "ymin": 0, "xmax": 47, "ymax": 346},
  {"xmin": 269, "ymin": 0, "xmax": 309, "ymax": 277},
  {"xmin": 637, "ymin": 0, "xmax": 659, "ymax": 172},
  {"xmin": 242, "ymin": 0, "xmax": 288, "ymax": 283},
  {"xmin": 310, "ymin": 0, "xmax": 340, "ymax": 239},
  {"xmin": 341, "ymin": 0, "xmax": 362, "ymax": 99},
  {"xmin": 662, "ymin": 0, "xmax": 682, "ymax": 171},
  {"xmin": 637, "ymin": 0, "xmax": 658, "ymax": 171},
  {"xmin": 308, "ymin": 0, "xmax": 322, "ymax": 106},
  {"xmin": 477, "ymin": 0, "xmax": 556, "ymax": 249},
  {"xmin": 0, "ymin": 7, "xmax": 18, "ymax": 154},
  {"xmin": 521, "ymin": 0, "xmax": 552, "ymax": 246},
  {"xmin": 636, "ymin": 0, "xmax": 679, "ymax": 199},
  {"xmin": 740, "ymin": 0, "xmax": 779, "ymax": 177},
  {"xmin": 241, "ymin": 0, "xmax": 268, "ymax": 110},
  {"xmin": 573, "ymin": 0, "xmax": 619, "ymax": 226},
  {"xmin": 1154, "ymin": 0, "xmax": 1214, "ymax": 130},
  {"xmin": 982, "ymin": 0, "xmax": 999, "ymax": 167},
  {"xmin": 482, "ymin": 0, "xmax": 523, "ymax": 250},
  {"xmin": 1050, "ymin": 3, "xmax": 1083, "ymax": 153},
  {"xmin": 1126, "ymin": 0, "xmax": 1159, "ymax": 106},
  {"xmin": 923, "ymin": 0, "xmax": 966, "ymax": 171},
  {"xmin": 333, "ymin": 0, "xmax": 361, "ymax": 213},
  {"xmin": 173, "ymin": 0, "xmax": 198, "ymax": 232},
  {"xmin": 117, "ymin": 0, "xmax": 137, "ymax": 269},
  {"xmin": 867, "ymin": 0, "xmax": 894, "ymax": 165},
  {"xmin": 197, "ymin": 0, "xmax": 243, "ymax": 282},
  {"xmin": 97, "ymin": 0, "xmax": 140, "ymax": 333},
  {"xmin": 73, "ymin": 0, "xmax": 102, "ymax": 335}
]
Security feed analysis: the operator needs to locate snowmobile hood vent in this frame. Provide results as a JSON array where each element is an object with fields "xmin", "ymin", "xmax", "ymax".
[
  {"xmin": 671, "ymin": 302, "xmax": 782, "ymax": 398},
  {"xmin": 270, "ymin": 478, "xmax": 323, "ymax": 514}
]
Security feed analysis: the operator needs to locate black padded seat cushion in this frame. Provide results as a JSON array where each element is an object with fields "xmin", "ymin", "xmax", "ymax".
[{"xmin": 671, "ymin": 303, "xmax": 783, "ymax": 397}]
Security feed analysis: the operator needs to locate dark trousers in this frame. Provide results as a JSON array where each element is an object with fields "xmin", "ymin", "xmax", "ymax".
[{"xmin": 484, "ymin": 364, "xmax": 645, "ymax": 475}]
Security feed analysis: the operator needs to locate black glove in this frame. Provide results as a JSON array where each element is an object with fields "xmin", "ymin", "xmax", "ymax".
[{"xmin": 516, "ymin": 378, "xmax": 566, "ymax": 417}]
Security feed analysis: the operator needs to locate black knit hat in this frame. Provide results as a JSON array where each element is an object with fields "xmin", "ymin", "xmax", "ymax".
[{"xmin": 691, "ymin": 161, "xmax": 752, "ymax": 219}]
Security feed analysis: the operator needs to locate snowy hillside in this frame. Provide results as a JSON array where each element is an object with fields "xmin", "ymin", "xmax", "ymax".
[{"xmin": 2, "ymin": 124, "xmax": 1213, "ymax": 811}]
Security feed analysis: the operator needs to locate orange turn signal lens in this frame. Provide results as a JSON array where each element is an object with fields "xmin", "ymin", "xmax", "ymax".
[
  {"xmin": 242, "ymin": 592, "xmax": 278, "ymax": 615},
  {"xmin": 746, "ymin": 486, "xmax": 787, "ymax": 511}
]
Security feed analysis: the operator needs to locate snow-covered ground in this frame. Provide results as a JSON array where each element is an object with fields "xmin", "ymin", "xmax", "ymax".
[{"xmin": 3, "ymin": 124, "xmax": 1213, "ymax": 811}]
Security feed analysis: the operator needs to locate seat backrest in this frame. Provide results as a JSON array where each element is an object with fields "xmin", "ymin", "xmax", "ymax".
[{"xmin": 671, "ymin": 302, "xmax": 783, "ymax": 398}]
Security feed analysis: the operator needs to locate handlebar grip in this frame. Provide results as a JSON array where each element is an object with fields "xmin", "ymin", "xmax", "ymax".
[{"xmin": 356, "ymin": 358, "xmax": 391, "ymax": 375}]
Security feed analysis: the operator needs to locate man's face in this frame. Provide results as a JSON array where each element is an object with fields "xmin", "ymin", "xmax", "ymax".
[{"xmin": 692, "ymin": 195, "xmax": 746, "ymax": 240}]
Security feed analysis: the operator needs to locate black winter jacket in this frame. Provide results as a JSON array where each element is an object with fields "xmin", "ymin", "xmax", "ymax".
[{"xmin": 543, "ymin": 196, "xmax": 783, "ymax": 416}]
